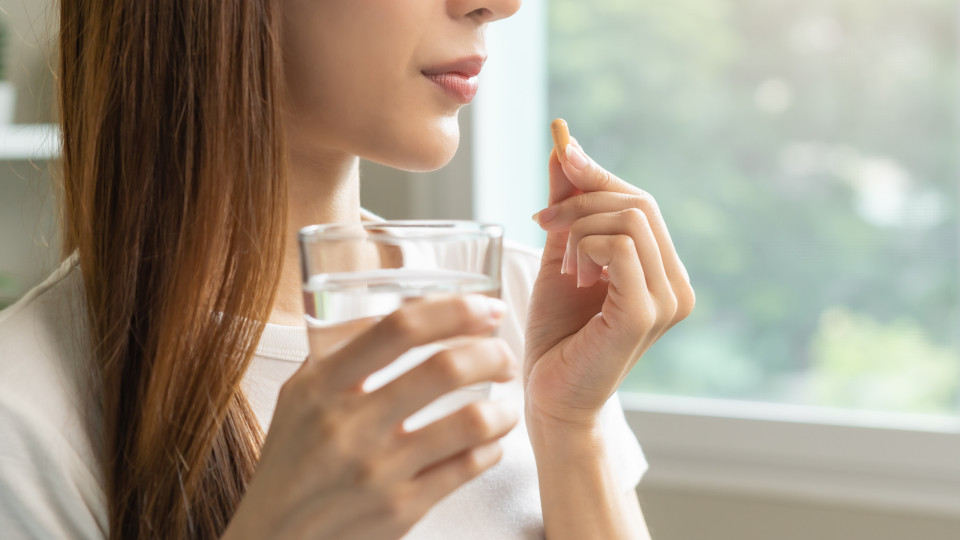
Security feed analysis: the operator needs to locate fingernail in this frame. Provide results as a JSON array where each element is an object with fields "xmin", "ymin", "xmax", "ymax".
[
  {"xmin": 565, "ymin": 144, "xmax": 589, "ymax": 170},
  {"xmin": 561, "ymin": 251, "xmax": 569, "ymax": 275},
  {"xmin": 531, "ymin": 206, "xmax": 558, "ymax": 225},
  {"xmin": 468, "ymin": 295, "xmax": 507, "ymax": 324}
]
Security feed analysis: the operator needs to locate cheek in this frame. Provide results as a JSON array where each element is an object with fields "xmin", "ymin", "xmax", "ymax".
[
  {"xmin": 282, "ymin": 4, "xmax": 463, "ymax": 171},
  {"xmin": 283, "ymin": 10, "xmax": 389, "ymax": 128}
]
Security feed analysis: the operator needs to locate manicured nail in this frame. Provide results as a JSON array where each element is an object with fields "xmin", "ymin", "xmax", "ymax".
[
  {"xmin": 565, "ymin": 144, "xmax": 589, "ymax": 170},
  {"xmin": 566, "ymin": 255, "xmax": 577, "ymax": 279},
  {"xmin": 531, "ymin": 206, "xmax": 559, "ymax": 225},
  {"xmin": 561, "ymin": 251, "xmax": 569, "ymax": 275}
]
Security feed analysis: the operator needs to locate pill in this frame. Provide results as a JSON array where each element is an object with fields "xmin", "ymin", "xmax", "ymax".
[{"xmin": 551, "ymin": 118, "xmax": 570, "ymax": 159}]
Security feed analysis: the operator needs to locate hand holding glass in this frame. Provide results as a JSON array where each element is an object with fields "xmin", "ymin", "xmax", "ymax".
[{"xmin": 299, "ymin": 220, "xmax": 503, "ymax": 431}]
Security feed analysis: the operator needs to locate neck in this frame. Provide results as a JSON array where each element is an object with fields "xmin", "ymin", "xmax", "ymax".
[{"xmin": 272, "ymin": 147, "xmax": 363, "ymax": 326}]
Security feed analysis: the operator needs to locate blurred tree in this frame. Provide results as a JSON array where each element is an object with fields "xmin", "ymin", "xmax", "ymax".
[{"xmin": 550, "ymin": 0, "xmax": 960, "ymax": 413}]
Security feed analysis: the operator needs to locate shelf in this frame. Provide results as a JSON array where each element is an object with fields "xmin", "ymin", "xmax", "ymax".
[{"xmin": 0, "ymin": 124, "xmax": 60, "ymax": 161}]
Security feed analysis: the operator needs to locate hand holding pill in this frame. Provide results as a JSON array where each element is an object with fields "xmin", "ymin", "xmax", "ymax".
[{"xmin": 523, "ymin": 118, "xmax": 696, "ymax": 432}]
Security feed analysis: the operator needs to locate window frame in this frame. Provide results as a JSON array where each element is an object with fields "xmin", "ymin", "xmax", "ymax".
[{"xmin": 624, "ymin": 394, "xmax": 960, "ymax": 515}]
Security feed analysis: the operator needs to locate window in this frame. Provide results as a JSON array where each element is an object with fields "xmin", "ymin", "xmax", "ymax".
[
  {"xmin": 473, "ymin": 1, "xmax": 960, "ymax": 512},
  {"xmin": 547, "ymin": 0, "xmax": 960, "ymax": 416}
]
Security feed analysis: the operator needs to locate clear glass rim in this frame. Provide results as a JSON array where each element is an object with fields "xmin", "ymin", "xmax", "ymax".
[{"xmin": 299, "ymin": 220, "xmax": 503, "ymax": 244}]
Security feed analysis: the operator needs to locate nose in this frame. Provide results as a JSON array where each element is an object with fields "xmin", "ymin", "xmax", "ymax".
[{"xmin": 449, "ymin": 0, "xmax": 522, "ymax": 24}]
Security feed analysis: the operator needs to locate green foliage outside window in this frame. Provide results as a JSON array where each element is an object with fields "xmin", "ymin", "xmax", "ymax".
[{"xmin": 550, "ymin": 0, "xmax": 959, "ymax": 414}]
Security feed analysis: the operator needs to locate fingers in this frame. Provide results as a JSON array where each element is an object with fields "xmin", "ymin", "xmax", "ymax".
[
  {"xmin": 536, "ymin": 141, "xmax": 693, "ymax": 307},
  {"xmin": 410, "ymin": 441, "xmax": 505, "ymax": 513},
  {"xmin": 543, "ymin": 122, "xmax": 585, "ymax": 267},
  {"xmin": 312, "ymin": 295, "xmax": 507, "ymax": 391},
  {"xmin": 367, "ymin": 337, "xmax": 518, "ymax": 429},
  {"xmin": 559, "ymin": 139, "xmax": 638, "ymax": 196},
  {"xmin": 566, "ymin": 210, "xmax": 671, "ymax": 297},
  {"xmin": 533, "ymin": 191, "xmax": 654, "ymax": 232},
  {"xmin": 396, "ymin": 400, "xmax": 518, "ymax": 479},
  {"xmin": 575, "ymin": 234, "xmax": 648, "ymax": 313}
]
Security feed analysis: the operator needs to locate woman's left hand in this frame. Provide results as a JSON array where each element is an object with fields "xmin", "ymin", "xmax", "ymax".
[{"xmin": 525, "ymin": 136, "xmax": 695, "ymax": 433}]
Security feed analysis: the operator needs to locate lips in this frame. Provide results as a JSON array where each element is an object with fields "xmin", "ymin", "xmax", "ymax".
[{"xmin": 422, "ymin": 56, "xmax": 486, "ymax": 104}]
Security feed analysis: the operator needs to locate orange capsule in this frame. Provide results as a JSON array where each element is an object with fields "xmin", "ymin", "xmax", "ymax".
[{"xmin": 551, "ymin": 118, "xmax": 570, "ymax": 159}]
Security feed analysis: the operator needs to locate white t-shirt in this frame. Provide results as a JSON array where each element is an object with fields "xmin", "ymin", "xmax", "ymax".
[{"xmin": 0, "ymin": 241, "xmax": 647, "ymax": 539}]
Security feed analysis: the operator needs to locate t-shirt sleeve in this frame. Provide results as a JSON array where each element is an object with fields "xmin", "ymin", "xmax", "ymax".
[
  {"xmin": 0, "ymin": 261, "xmax": 108, "ymax": 539},
  {"xmin": 0, "ymin": 395, "xmax": 106, "ymax": 539},
  {"xmin": 600, "ymin": 392, "xmax": 648, "ymax": 492}
]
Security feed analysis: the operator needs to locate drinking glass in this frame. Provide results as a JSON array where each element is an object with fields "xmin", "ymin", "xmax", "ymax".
[{"xmin": 299, "ymin": 220, "xmax": 503, "ymax": 431}]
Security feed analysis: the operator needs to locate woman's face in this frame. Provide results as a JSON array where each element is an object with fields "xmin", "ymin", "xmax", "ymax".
[{"xmin": 282, "ymin": 0, "xmax": 522, "ymax": 172}]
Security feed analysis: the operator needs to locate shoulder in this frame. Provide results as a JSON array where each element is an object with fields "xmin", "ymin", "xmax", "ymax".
[
  {"xmin": 0, "ymin": 257, "xmax": 107, "ymax": 538},
  {"xmin": 0, "ymin": 255, "xmax": 95, "ymax": 423},
  {"xmin": 599, "ymin": 393, "xmax": 649, "ymax": 491}
]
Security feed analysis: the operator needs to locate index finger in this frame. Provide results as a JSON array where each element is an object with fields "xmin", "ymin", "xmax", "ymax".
[
  {"xmin": 548, "ymin": 118, "xmax": 581, "ymax": 205},
  {"xmin": 555, "ymin": 136, "xmax": 691, "ymax": 291},
  {"xmin": 312, "ymin": 294, "xmax": 507, "ymax": 391},
  {"xmin": 559, "ymin": 137, "xmax": 641, "ymax": 196}
]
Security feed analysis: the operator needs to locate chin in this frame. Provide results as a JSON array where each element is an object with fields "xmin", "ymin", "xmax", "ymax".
[{"xmin": 369, "ymin": 115, "xmax": 462, "ymax": 172}]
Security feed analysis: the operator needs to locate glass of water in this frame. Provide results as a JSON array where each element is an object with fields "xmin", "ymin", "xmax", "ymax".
[{"xmin": 299, "ymin": 220, "xmax": 503, "ymax": 431}]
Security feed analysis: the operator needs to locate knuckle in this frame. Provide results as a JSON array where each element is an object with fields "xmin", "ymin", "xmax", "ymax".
[
  {"xmin": 383, "ymin": 308, "xmax": 419, "ymax": 342},
  {"xmin": 281, "ymin": 374, "xmax": 325, "ymax": 414},
  {"xmin": 352, "ymin": 456, "xmax": 379, "ymax": 485},
  {"xmin": 463, "ymin": 444, "xmax": 501, "ymax": 477},
  {"xmin": 568, "ymin": 217, "xmax": 586, "ymax": 240},
  {"xmin": 426, "ymin": 349, "xmax": 464, "ymax": 387},
  {"xmin": 576, "ymin": 234, "xmax": 595, "ymax": 251},
  {"xmin": 382, "ymin": 489, "xmax": 417, "ymax": 528},
  {"xmin": 609, "ymin": 234, "xmax": 636, "ymax": 254},
  {"xmin": 631, "ymin": 191, "xmax": 661, "ymax": 216},
  {"xmin": 573, "ymin": 192, "xmax": 589, "ymax": 213},
  {"xmin": 620, "ymin": 207, "xmax": 649, "ymax": 227},
  {"xmin": 634, "ymin": 306, "xmax": 658, "ymax": 332},
  {"xmin": 299, "ymin": 385, "xmax": 326, "ymax": 415},
  {"xmin": 676, "ymin": 285, "xmax": 696, "ymax": 319},
  {"xmin": 462, "ymin": 450, "xmax": 486, "ymax": 476},
  {"xmin": 461, "ymin": 403, "xmax": 495, "ymax": 439},
  {"xmin": 658, "ymin": 293, "xmax": 680, "ymax": 324}
]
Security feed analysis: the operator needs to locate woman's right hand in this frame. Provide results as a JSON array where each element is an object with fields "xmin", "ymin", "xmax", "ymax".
[{"xmin": 223, "ymin": 295, "xmax": 519, "ymax": 540}]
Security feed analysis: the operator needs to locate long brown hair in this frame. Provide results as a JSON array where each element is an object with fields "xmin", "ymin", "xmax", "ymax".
[{"xmin": 58, "ymin": 1, "xmax": 286, "ymax": 537}]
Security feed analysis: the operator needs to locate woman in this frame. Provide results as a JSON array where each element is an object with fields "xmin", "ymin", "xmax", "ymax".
[{"xmin": 0, "ymin": 0, "xmax": 694, "ymax": 538}]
